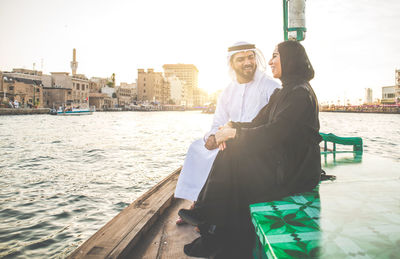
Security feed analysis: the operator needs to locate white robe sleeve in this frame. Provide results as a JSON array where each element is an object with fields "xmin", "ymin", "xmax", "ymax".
[{"xmin": 203, "ymin": 87, "xmax": 231, "ymax": 142}]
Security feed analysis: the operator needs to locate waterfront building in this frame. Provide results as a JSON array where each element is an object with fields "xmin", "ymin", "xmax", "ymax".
[
  {"xmin": 89, "ymin": 92, "xmax": 112, "ymax": 110},
  {"xmin": 382, "ymin": 86, "xmax": 396, "ymax": 104},
  {"xmin": 1, "ymin": 68, "xmax": 52, "ymax": 87},
  {"xmin": 162, "ymin": 64, "xmax": 198, "ymax": 107},
  {"xmin": 49, "ymin": 72, "xmax": 90, "ymax": 107},
  {"xmin": 100, "ymin": 86, "xmax": 118, "ymax": 107},
  {"xmin": 90, "ymin": 77, "xmax": 113, "ymax": 93},
  {"xmin": 364, "ymin": 88, "xmax": 373, "ymax": 104},
  {"xmin": 116, "ymin": 82, "xmax": 137, "ymax": 107},
  {"xmin": 168, "ymin": 75, "xmax": 185, "ymax": 105},
  {"xmin": 43, "ymin": 87, "xmax": 72, "ymax": 108},
  {"xmin": 381, "ymin": 69, "xmax": 400, "ymax": 105},
  {"xmin": 101, "ymin": 85, "xmax": 115, "ymax": 98},
  {"xmin": 193, "ymin": 87, "xmax": 209, "ymax": 107},
  {"xmin": 88, "ymin": 78, "xmax": 113, "ymax": 110},
  {"xmin": 1, "ymin": 75, "xmax": 43, "ymax": 108},
  {"xmin": 137, "ymin": 69, "xmax": 170, "ymax": 105}
]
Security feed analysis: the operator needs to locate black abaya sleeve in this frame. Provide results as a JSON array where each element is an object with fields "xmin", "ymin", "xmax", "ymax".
[
  {"xmin": 231, "ymin": 88, "xmax": 280, "ymax": 129},
  {"xmin": 235, "ymin": 87, "xmax": 315, "ymax": 153}
]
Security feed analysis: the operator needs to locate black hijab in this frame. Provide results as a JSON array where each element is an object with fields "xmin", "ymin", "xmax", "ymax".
[{"xmin": 277, "ymin": 41, "xmax": 314, "ymax": 88}]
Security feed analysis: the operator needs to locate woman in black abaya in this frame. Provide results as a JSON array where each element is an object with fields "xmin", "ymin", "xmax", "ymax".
[{"xmin": 181, "ymin": 41, "xmax": 322, "ymax": 258}]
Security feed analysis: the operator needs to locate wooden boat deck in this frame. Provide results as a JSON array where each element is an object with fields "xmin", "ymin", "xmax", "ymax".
[{"xmin": 130, "ymin": 198, "xmax": 202, "ymax": 259}]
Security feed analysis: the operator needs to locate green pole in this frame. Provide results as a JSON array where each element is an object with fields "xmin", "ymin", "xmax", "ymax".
[
  {"xmin": 283, "ymin": 0, "xmax": 288, "ymax": 41},
  {"xmin": 283, "ymin": 0, "xmax": 307, "ymax": 41}
]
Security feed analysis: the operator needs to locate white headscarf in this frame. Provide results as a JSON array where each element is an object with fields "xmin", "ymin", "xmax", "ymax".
[{"xmin": 227, "ymin": 41, "xmax": 266, "ymax": 81}]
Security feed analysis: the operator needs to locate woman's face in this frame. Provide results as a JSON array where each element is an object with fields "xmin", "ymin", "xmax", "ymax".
[{"xmin": 268, "ymin": 46, "xmax": 281, "ymax": 78}]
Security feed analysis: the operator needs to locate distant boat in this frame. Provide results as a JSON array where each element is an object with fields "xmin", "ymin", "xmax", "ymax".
[
  {"xmin": 50, "ymin": 106, "xmax": 93, "ymax": 116},
  {"xmin": 202, "ymin": 102, "xmax": 216, "ymax": 114}
]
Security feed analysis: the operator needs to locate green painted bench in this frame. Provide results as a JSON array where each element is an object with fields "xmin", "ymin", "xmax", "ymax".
[{"xmin": 251, "ymin": 188, "xmax": 320, "ymax": 258}]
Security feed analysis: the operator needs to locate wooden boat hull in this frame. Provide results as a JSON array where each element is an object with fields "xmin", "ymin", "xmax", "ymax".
[{"xmin": 68, "ymin": 167, "xmax": 201, "ymax": 259}]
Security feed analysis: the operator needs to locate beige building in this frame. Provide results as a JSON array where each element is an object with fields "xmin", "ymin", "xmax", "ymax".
[
  {"xmin": 163, "ymin": 64, "xmax": 198, "ymax": 107},
  {"xmin": 90, "ymin": 77, "xmax": 112, "ymax": 93},
  {"xmin": 49, "ymin": 72, "xmax": 89, "ymax": 107},
  {"xmin": 43, "ymin": 87, "xmax": 72, "ymax": 108},
  {"xmin": 382, "ymin": 86, "xmax": 396, "ymax": 104},
  {"xmin": 72, "ymin": 74, "xmax": 90, "ymax": 105},
  {"xmin": 1, "ymin": 75, "xmax": 43, "ymax": 108},
  {"xmin": 89, "ymin": 92, "xmax": 112, "ymax": 110},
  {"xmin": 137, "ymin": 69, "xmax": 170, "ymax": 104},
  {"xmin": 381, "ymin": 69, "xmax": 400, "ymax": 104},
  {"xmin": 116, "ymin": 82, "xmax": 137, "ymax": 107},
  {"xmin": 193, "ymin": 88, "xmax": 209, "ymax": 107},
  {"xmin": 364, "ymin": 88, "xmax": 373, "ymax": 104},
  {"xmin": 168, "ymin": 75, "xmax": 185, "ymax": 105},
  {"xmin": 2, "ymin": 68, "xmax": 53, "ymax": 87}
]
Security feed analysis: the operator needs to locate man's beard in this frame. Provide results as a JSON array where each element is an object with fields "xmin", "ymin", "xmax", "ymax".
[{"xmin": 234, "ymin": 64, "xmax": 256, "ymax": 81}]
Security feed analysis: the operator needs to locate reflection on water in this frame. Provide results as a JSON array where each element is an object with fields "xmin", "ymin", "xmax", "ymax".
[
  {"xmin": 321, "ymin": 152, "xmax": 363, "ymax": 168},
  {"xmin": 0, "ymin": 111, "xmax": 399, "ymax": 258}
]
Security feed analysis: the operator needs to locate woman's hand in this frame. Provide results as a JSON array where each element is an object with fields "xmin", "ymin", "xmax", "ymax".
[{"xmin": 215, "ymin": 127, "xmax": 236, "ymax": 147}]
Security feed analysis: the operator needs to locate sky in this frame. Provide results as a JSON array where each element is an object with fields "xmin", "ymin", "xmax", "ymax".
[{"xmin": 0, "ymin": 0, "xmax": 399, "ymax": 104}]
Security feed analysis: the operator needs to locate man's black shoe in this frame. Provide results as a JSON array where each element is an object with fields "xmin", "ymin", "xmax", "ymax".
[
  {"xmin": 178, "ymin": 208, "xmax": 204, "ymax": 226},
  {"xmin": 184, "ymin": 236, "xmax": 220, "ymax": 257}
]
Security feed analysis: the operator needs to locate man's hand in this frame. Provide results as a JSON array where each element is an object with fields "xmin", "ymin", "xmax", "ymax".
[{"xmin": 205, "ymin": 135, "xmax": 218, "ymax": 150}]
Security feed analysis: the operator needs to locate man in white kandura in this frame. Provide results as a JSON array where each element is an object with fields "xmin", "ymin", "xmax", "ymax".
[{"xmin": 174, "ymin": 42, "xmax": 281, "ymax": 222}]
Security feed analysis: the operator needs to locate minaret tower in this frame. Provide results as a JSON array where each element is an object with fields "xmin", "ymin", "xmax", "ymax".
[{"xmin": 70, "ymin": 48, "xmax": 78, "ymax": 76}]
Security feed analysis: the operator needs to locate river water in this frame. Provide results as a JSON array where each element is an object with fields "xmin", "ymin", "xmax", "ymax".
[{"xmin": 0, "ymin": 111, "xmax": 399, "ymax": 258}]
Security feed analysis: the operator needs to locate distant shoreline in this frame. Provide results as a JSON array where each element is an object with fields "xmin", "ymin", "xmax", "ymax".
[
  {"xmin": 2, "ymin": 108, "xmax": 399, "ymax": 116},
  {"xmin": 0, "ymin": 108, "xmax": 201, "ymax": 116},
  {"xmin": 0, "ymin": 108, "xmax": 51, "ymax": 116},
  {"xmin": 320, "ymin": 110, "xmax": 400, "ymax": 114}
]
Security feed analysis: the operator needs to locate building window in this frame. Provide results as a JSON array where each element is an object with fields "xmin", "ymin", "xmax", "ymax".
[
  {"xmin": 9, "ymin": 86, "xmax": 14, "ymax": 90},
  {"xmin": 77, "ymin": 83, "xmax": 80, "ymax": 90},
  {"xmin": 36, "ymin": 88, "xmax": 40, "ymax": 92},
  {"xmin": 68, "ymin": 91, "xmax": 71, "ymax": 95},
  {"xmin": 82, "ymin": 85, "xmax": 85, "ymax": 90}
]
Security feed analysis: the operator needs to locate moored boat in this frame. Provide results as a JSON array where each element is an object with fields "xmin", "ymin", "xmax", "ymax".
[{"xmin": 51, "ymin": 106, "xmax": 93, "ymax": 116}]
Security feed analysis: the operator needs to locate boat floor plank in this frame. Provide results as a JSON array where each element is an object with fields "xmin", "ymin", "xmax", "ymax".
[{"xmin": 129, "ymin": 198, "xmax": 205, "ymax": 259}]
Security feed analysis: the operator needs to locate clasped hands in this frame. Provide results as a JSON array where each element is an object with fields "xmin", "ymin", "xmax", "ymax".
[{"xmin": 205, "ymin": 122, "xmax": 236, "ymax": 151}]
